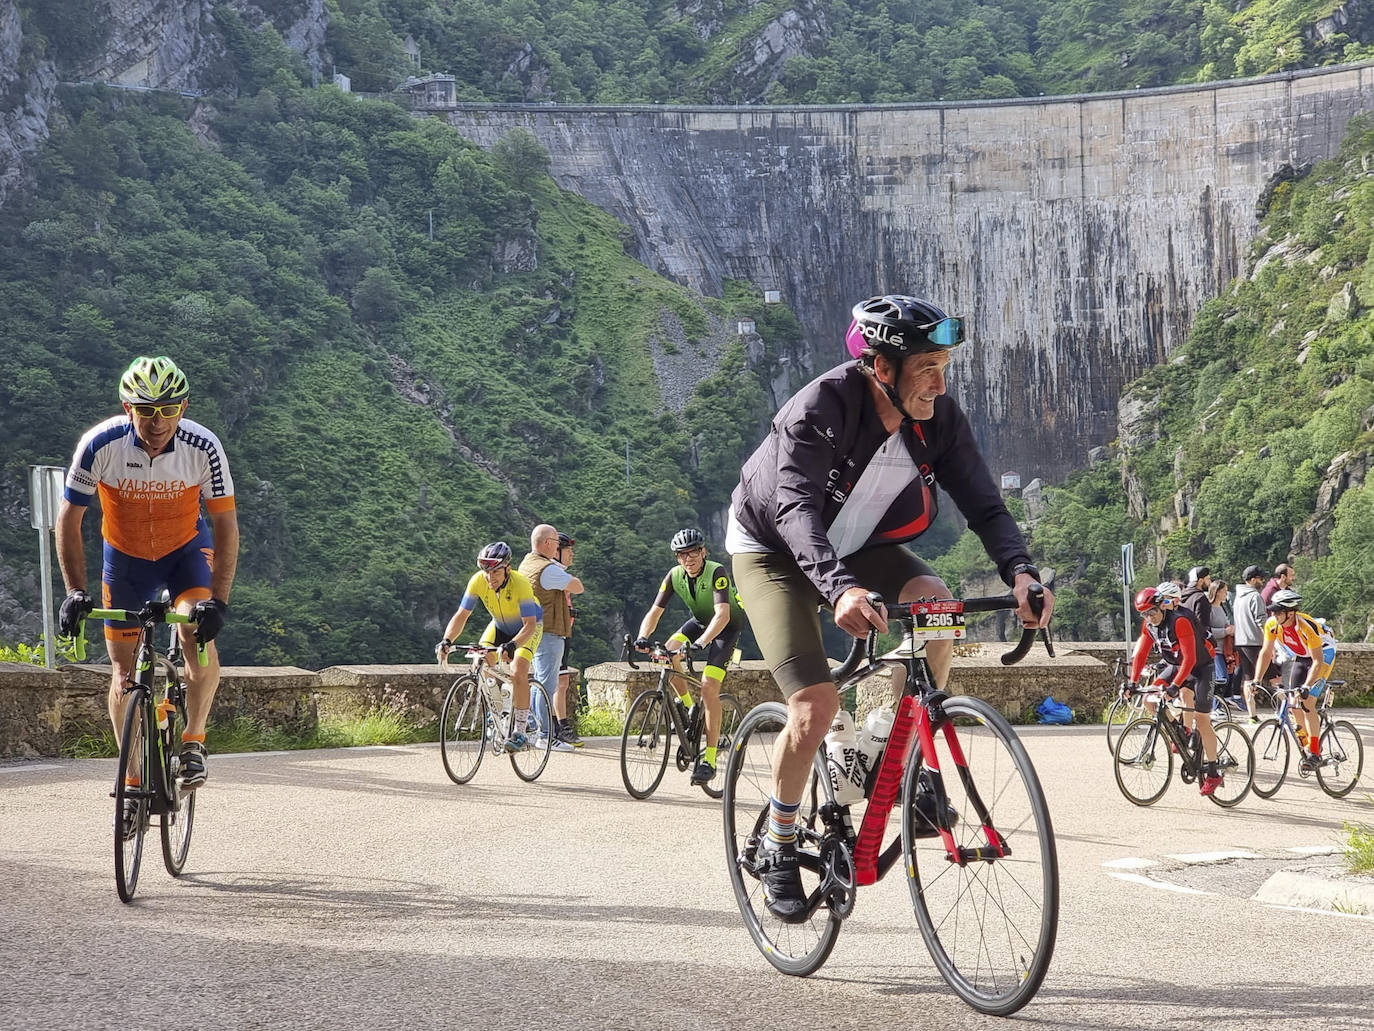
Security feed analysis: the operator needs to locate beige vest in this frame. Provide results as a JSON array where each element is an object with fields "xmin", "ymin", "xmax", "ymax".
[{"xmin": 518, "ymin": 553, "xmax": 572, "ymax": 638}]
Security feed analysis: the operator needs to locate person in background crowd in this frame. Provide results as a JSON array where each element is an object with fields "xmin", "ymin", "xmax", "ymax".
[
  {"xmin": 555, "ymin": 532, "xmax": 583, "ymax": 747},
  {"xmin": 1233, "ymin": 565, "xmax": 1272, "ymax": 722},
  {"xmin": 1261, "ymin": 563, "xmax": 1295, "ymax": 607},
  {"xmin": 1180, "ymin": 566, "xmax": 1214, "ymax": 646},
  {"xmin": 519, "ymin": 524, "xmax": 584, "ymax": 750},
  {"xmin": 1207, "ymin": 579, "xmax": 1235, "ymax": 694}
]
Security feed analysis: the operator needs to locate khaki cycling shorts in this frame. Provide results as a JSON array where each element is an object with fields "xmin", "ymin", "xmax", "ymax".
[{"xmin": 731, "ymin": 546, "xmax": 937, "ymax": 697}]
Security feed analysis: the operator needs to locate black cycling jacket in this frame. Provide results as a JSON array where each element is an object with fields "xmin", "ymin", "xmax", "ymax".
[{"xmin": 730, "ymin": 362, "xmax": 1032, "ymax": 604}]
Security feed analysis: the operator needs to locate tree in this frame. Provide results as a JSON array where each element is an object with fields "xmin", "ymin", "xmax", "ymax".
[{"xmin": 491, "ymin": 128, "xmax": 551, "ymax": 193}]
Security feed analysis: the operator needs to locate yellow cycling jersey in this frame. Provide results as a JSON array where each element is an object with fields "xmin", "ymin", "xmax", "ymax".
[
  {"xmin": 1263, "ymin": 611, "xmax": 1336, "ymax": 674},
  {"xmin": 458, "ymin": 570, "xmax": 542, "ymax": 633}
]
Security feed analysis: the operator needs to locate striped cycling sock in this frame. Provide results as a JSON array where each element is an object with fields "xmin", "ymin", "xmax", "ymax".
[{"xmin": 767, "ymin": 797, "xmax": 801, "ymax": 846}]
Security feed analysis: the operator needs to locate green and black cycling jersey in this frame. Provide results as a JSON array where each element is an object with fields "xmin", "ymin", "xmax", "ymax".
[{"xmin": 652, "ymin": 561, "xmax": 745, "ymax": 628}]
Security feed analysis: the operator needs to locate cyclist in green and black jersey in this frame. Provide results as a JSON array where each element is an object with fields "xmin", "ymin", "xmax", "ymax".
[{"xmin": 635, "ymin": 528, "xmax": 745, "ymax": 785}]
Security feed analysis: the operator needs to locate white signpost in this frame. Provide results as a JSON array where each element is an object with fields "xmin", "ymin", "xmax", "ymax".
[
  {"xmin": 1120, "ymin": 542, "xmax": 1135, "ymax": 661},
  {"xmin": 29, "ymin": 465, "xmax": 67, "ymax": 669}
]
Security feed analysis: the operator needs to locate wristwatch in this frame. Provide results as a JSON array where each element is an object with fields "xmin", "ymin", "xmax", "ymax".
[{"xmin": 1010, "ymin": 562, "xmax": 1041, "ymax": 581}]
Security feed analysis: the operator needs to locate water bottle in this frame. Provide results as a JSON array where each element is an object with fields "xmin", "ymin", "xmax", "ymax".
[
  {"xmin": 855, "ymin": 706, "xmax": 895, "ymax": 796},
  {"xmin": 823, "ymin": 711, "xmax": 864, "ymax": 805}
]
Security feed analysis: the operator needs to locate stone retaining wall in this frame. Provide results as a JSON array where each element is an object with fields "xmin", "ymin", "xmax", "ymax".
[{"xmin": 3, "ymin": 643, "xmax": 1368, "ymax": 757}]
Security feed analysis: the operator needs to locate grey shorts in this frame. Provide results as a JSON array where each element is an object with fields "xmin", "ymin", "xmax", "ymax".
[{"xmin": 731, "ymin": 546, "xmax": 938, "ymax": 697}]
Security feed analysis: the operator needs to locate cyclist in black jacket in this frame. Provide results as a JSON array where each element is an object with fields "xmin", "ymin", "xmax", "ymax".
[{"xmin": 726, "ymin": 294, "xmax": 1053, "ymax": 922}]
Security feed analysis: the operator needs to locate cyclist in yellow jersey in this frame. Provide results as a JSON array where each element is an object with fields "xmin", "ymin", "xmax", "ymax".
[
  {"xmin": 437, "ymin": 542, "xmax": 544, "ymax": 752},
  {"xmin": 1251, "ymin": 589, "xmax": 1337, "ymax": 772}
]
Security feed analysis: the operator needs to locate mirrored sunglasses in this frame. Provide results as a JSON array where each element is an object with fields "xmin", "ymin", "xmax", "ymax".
[
  {"xmin": 478, "ymin": 558, "xmax": 508, "ymax": 570},
  {"xmin": 919, "ymin": 317, "xmax": 964, "ymax": 349},
  {"xmin": 129, "ymin": 401, "xmax": 184, "ymax": 419}
]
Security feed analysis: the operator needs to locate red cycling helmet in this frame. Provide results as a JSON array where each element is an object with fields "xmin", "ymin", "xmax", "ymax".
[{"xmin": 1133, "ymin": 587, "xmax": 1160, "ymax": 612}]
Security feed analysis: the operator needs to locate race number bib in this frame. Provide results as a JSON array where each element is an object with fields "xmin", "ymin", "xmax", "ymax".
[{"xmin": 909, "ymin": 600, "xmax": 966, "ymax": 639}]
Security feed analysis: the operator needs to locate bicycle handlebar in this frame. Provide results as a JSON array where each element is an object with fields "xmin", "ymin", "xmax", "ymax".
[
  {"xmin": 831, "ymin": 586, "xmax": 1054, "ymax": 683},
  {"xmin": 76, "ymin": 606, "xmax": 208, "ymax": 666},
  {"xmin": 621, "ymin": 633, "xmax": 698, "ymax": 674}
]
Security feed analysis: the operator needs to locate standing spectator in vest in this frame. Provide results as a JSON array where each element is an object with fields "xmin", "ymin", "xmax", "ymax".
[
  {"xmin": 1233, "ymin": 565, "xmax": 1271, "ymax": 722},
  {"xmin": 1261, "ymin": 563, "xmax": 1295, "ymax": 607},
  {"xmin": 519, "ymin": 524, "xmax": 584, "ymax": 750}
]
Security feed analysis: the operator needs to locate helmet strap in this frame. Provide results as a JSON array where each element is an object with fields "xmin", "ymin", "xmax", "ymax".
[{"xmin": 866, "ymin": 355, "xmax": 919, "ymax": 426}]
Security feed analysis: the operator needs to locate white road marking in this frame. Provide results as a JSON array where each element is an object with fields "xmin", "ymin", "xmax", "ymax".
[
  {"xmin": 1106, "ymin": 871, "xmax": 1209, "ymax": 895},
  {"xmin": 1102, "ymin": 857, "xmax": 1157, "ymax": 870}
]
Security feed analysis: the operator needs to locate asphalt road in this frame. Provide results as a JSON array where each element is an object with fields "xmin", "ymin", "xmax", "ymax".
[{"xmin": 2, "ymin": 716, "xmax": 1372, "ymax": 1031}]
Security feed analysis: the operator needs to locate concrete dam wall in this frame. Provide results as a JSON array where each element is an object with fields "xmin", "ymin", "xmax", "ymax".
[{"xmin": 437, "ymin": 64, "xmax": 1374, "ymax": 480}]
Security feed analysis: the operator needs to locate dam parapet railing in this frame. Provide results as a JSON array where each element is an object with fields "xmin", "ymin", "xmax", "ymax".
[{"xmin": 5, "ymin": 643, "xmax": 1371, "ymax": 758}]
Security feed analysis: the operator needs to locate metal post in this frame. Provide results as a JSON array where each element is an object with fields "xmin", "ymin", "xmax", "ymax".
[
  {"xmin": 1120, "ymin": 543, "xmax": 1135, "ymax": 662},
  {"xmin": 30, "ymin": 465, "xmax": 66, "ymax": 669}
]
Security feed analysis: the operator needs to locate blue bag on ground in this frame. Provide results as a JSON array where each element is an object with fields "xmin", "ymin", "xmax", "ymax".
[{"xmin": 1036, "ymin": 696, "xmax": 1074, "ymax": 724}]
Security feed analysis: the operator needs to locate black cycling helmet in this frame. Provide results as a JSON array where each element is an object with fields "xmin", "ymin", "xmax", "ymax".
[
  {"xmin": 1267, "ymin": 588, "xmax": 1301, "ymax": 612},
  {"xmin": 556, "ymin": 532, "xmax": 574, "ymax": 550},
  {"xmin": 477, "ymin": 541, "xmax": 512, "ymax": 569},
  {"xmin": 670, "ymin": 528, "xmax": 705, "ymax": 553},
  {"xmin": 844, "ymin": 295, "xmax": 964, "ymax": 362}
]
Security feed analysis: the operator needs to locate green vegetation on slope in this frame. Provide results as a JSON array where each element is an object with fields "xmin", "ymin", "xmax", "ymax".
[
  {"xmin": 326, "ymin": 0, "xmax": 1374, "ymax": 105},
  {"xmin": 0, "ymin": 64, "xmax": 790, "ymax": 666}
]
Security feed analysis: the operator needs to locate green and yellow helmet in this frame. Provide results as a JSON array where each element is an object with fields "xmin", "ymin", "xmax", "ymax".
[{"xmin": 119, "ymin": 356, "xmax": 189, "ymax": 404}]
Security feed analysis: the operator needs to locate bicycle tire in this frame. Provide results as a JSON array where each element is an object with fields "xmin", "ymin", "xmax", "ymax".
[
  {"xmin": 723, "ymin": 702, "xmax": 841, "ymax": 977},
  {"xmin": 439, "ymin": 675, "xmax": 487, "ymax": 784},
  {"xmin": 1207, "ymin": 719, "xmax": 1255, "ymax": 807},
  {"xmin": 510, "ymin": 680, "xmax": 553, "ymax": 782},
  {"xmin": 1316, "ymin": 719, "xmax": 1364, "ymax": 798},
  {"xmin": 1250, "ymin": 718, "xmax": 1290, "ymax": 799},
  {"xmin": 114, "ymin": 693, "xmax": 150, "ymax": 903},
  {"xmin": 902, "ymin": 695, "xmax": 1058, "ymax": 1016},
  {"xmin": 1112, "ymin": 717, "xmax": 1173, "ymax": 806},
  {"xmin": 160, "ymin": 677, "xmax": 196, "ymax": 876},
  {"xmin": 700, "ymin": 692, "xmax": 745, "ymax": 800},
  {"xmin": 620, "ymin": 689, "xmax": 672, "ymax": 799},
  {"xmin": 1104, "ymin": 694, "xmax": 1140, "ymax": 755}
]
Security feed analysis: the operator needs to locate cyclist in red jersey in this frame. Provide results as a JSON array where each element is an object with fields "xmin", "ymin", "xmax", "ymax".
[{"xmin": 1129, "ymin": 585, "xmax": 1223, "ymax": 795}]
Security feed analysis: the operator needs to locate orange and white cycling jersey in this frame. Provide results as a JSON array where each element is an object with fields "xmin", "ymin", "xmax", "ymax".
[{"xmin": 64, "ymin": 416, "xmax": 236, "ymax": 561}]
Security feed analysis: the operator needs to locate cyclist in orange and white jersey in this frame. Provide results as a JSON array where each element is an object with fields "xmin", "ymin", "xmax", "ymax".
[
  {"xmin": 55, "ymin": 356, "xmax": 239, "ymax": 795},
  {"xmin": 1252, "ymin": 589, "xmax": 1337, "ymax": 772}
]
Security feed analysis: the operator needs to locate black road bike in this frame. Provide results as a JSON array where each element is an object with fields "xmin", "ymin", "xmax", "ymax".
[
  {"xmin": 620, "ymin": 635, "xmax": 744, "ymax": 800},
  {"xmin": 78, "ymin": 601, "xmax": 205, "ymax": 903}
]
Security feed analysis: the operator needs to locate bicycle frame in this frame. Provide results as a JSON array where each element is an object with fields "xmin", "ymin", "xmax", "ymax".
[
  {"xmin": 624, "ymin": 637, "xmax": 707, "ymax": 750},
  {"xmin": 815, "ymin": 595, "xmax": 1052, "ymax": 891}
]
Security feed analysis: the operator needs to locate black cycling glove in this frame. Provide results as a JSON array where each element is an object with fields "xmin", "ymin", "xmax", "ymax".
[
  {"xmin": 634, "ymin": 636, "xmax": 652, "ymax": 651},
  {"xmin": 192, "ymin": 597, "xmax": 229, "ymax": 644},
  {"xmin": 58, "ymin": 589, "xmax": 93, "ymax": 639},
  {"xmin": 499, "ymin": 641, "xmax": 518, "ymax": 662}
]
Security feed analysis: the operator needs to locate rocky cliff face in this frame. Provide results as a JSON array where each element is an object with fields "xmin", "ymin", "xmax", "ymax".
[
  {"xmin": 442, "ymin": 64, "xmax": 1374, "ymax": 480},
  {"xmin": 0, "ymin": 0, "xmax": 327, "ymax": 207}
]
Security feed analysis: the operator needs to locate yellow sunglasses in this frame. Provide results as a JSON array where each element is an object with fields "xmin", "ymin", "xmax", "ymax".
[{"xmin": 128, "ymin": 401, "xmax": 185, "ymax": 418}]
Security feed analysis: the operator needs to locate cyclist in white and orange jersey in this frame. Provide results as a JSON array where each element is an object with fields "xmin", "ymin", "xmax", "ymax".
[{"xmin": 56, "ymin": 356, "xmax": 239, "ymax": 794}]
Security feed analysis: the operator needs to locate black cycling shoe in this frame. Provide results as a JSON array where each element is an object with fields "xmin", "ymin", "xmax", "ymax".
[
  {"xmin": 690, "ymin": 760, "xmax": 716, "ymax": 785},
  {"xmin": 179, "ymin": 741, "xmax": 208, "ymax": 790},
  {"xmin": 908, "ymin": 771, "xmax": 959, "ymax": 838},
  {"xmin": 757, "ymin": 840, "xmax": 809, "ymax": 923}
]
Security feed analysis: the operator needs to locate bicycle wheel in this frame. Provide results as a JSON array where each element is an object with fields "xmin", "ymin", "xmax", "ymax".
[
  {"xmin": 160, "ymin": 683, "xmax": 196, "ymax": 876},
  {"xmin": 1104, "ymin": 694, "xmax": 1140, "ymax": 755},
  {"xmin": 1250, "ymin": 718, "xmax": 1290, "ymax": 799},
  {"xmin": 1112, "ymin": 718, "xmax": 1173, "ymax": 806},
  {"xmin": 114, "ymin": 694, "xmax": 150, "ymax": 903},
  {"xmin": 1316, "ymin": 719, "xmax": 1364, "ymax": 798},
  {"xmin": 510, "ymin": 680, "xmax": 553, "ymax": 782},
  {"xmin": 723, "ymin": 702, "xmax": 841, "ymax": 976},
  {"xmin": 902, "ymin": 695, "xmax": 1058, "ymax": 1016},
  {"xmin": 620, "ymin": 689, "xmax": 671, "ymax": 799},
  {"xmin": 439, "ymin": 675, "xmax": 488, "ymax": 784},
  {"xmin": 1207, "ymin": 720, "xmax": 1254, "ymax": 808},
  {"xmin": 700, "ymin": 692, "xmax": 746, "ymax": 800}
]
